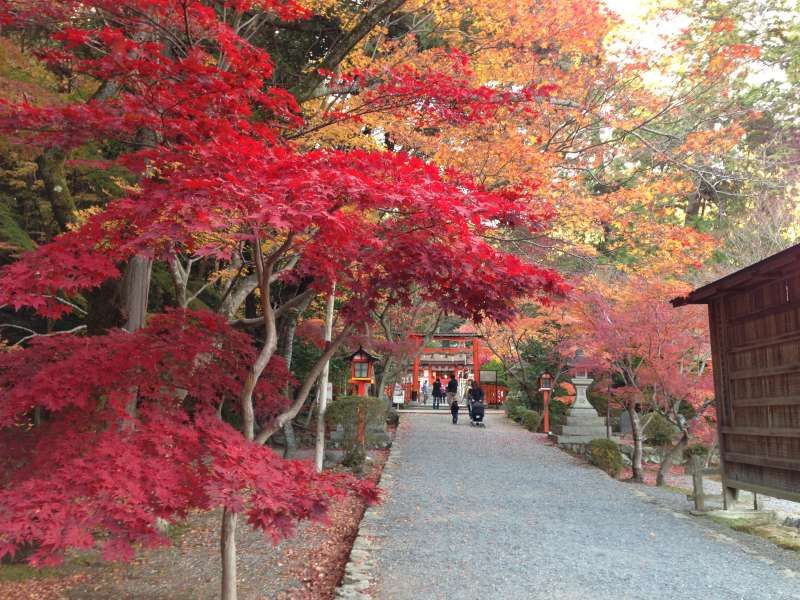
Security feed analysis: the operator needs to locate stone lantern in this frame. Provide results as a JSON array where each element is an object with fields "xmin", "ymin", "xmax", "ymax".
[{"xmin": 556, "ymin": 349, "xmax": 607, "ymax": 450}]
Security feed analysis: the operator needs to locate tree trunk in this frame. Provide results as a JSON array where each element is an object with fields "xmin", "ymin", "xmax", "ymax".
[
  {"xmin": 255, "ymin": 325, "xmax": 353, "ymax": 445},
  {"xmin": 220, "ymin": 508, "xmax": 238, "ymax": 600},
  {"xmin": 656, "ymin": 430, "xmax": 689, "ymax": 487},
  {"xmin": 278, "ymin": 295, "xmax": 311, "ymax": 459},
  {"xmin": 36, "ymin": 147, "xmax": 76, "ymax": 233},
  {"xmin": 85, "ymin": 278, "xmax": 126, "ymax": 335},
  {"xmin": 376, "ymin": 355, "xmax": 394, "ymax": 404},
  {"xmin": 315, "ymin": 285, "xmax": 336, "ymax": 473},
  {"xmin": 124, "ymin": 256, "xmax": 153, "ymax": 332},
  {"xmin": 122, "ymin": 256, "xmax": 152, "ymax": 421},
  {"xmin": 628, "ymin": 405, "xmax": 644, "ymax": 482}
]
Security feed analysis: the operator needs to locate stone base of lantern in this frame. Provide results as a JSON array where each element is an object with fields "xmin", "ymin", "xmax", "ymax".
[{"xmin": 555, "ymin": 375, "xmax": 607, "ymax": 449}]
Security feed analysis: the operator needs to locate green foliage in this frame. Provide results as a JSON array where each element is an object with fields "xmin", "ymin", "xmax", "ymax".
[
  {"xmin": 683, "ymin": 444, "xmax": 710, "ymax": 461},
  {"xmin": 548, "ymin": 399, "xmax": 570, "ymax": 431},
  {"xmin": 291, "ymin": 339, "xmax": 349, "ymax": 395},
  {"xmin": 386, "ymin": 407, "xmax": 399, "ymax": 427},
  {"xmin": 0, "ymin": 199, "xmax": 35, "ymax": 253},
  {"xmin": 479, "ymin": 357, "xmax": 508, "ymax": 385},
  {"xmin": 506, "ymin": 399, "xmax": 541, "ymax": 432},
  {"xmin": 643, "ymin": 412, "xmax": 678, "ymax": 446},
  {"xmin": 341, "ymin": 444, "xmax": 367, "ymax": 472},
  {"xmin": 508, "ymin": 404, "xmax": 526, "ymax": 423},
  {"xmin": 586, "ymin": 438, "xmax": 624, "ymax": 477},
  {"xmin": 521, "ymin": 409, "xmax": 542, "ymax": 432},
  {"xmin": 504, "ymin": 392, "xmax": 525, "ymax": 417}
]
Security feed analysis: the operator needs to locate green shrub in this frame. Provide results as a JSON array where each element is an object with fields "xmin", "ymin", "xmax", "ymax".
[
  {"xmin": 386, "ymin": 408, "xmax": 400, "ymax": 427},
  {"xmin": 586, "ymin": 438, "xmax": 624, "ymax": 477},
  {"xmin": 683, "ymin": 444, "xmax": 710, "ymax": 461},
  {"xmin": 521, "ymin": 409, "xmax": 542, "ymax": 432},
  {"xmin": 504, "ymin": 393, "xmax": 525, "ymax": 418},
  {"xmin": 326, "ymin": 396, "xmax": 387, "ymax": 450},
  {"xmin": 548, "ymin": 399, "xmax": 569, "ymax": 430},
  {"xmin": 505, "ymin": 402, "xmax": 524, "ymax": 422},
  {"xmin": 341, "ymin": 444, "xmax": 367, "ymax": 473},
  {"xmin": 643, "ymin": 412, "xmax": 678, "ymax": 446},
  {"xmin": 512, "ymin": 406, "xmax": 528, "ymax": 423}
]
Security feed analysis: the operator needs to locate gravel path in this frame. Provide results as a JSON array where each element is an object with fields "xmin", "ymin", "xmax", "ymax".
[{"xmin": 368, "ymin": 413, "xmax": 800, "ymax": 600}]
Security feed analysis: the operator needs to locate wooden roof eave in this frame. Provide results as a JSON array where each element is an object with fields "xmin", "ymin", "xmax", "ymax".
[{"xmin": 672, "ymin": 244, "xmax": 800, "ymax": 307}]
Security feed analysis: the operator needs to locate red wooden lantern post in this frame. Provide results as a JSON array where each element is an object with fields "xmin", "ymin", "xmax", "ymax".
[{"xmin": 539, "ymin": 371, "xmax": 554, "ymax": 435}]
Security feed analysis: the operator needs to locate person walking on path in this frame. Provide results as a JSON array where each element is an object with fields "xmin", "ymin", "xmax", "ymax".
[
  {"xmin": 468, "ymin": 380, "xmax": 485, "ymax": 424},
  {"xmin": 421, "ymin": 380, "xmax": 429, "ymax": 405},
  {"xmin": 446, "ymin": 373, "xmax": 458, "ymax": 406},
  {"xmin": 432, "ymin": 377, "xmax": 443, "ymax": 409},
  {"xmin": 450, "ymin": 397, "xmax": 460, "ymax": 424},
  {"xmin": 469, "ymin": 380, "xmax": 484, "ymax": 406}
]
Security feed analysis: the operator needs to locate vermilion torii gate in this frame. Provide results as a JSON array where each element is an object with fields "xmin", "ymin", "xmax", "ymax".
[{"xmin": 408, "ymin": 332, "xmax": 483, "ymax": 402}]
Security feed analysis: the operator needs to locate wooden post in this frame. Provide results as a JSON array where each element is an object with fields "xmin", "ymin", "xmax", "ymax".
[
  {"xmin": 723, "ymin": 486, "xmax": 740, "ymax": 511},
  {"xmin": 690, "ymin": 455, "xmax": 705, "ymax": 511}
]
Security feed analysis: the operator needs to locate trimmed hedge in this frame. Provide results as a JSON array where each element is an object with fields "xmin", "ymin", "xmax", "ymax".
[
  {"xmin": 510, "ymin": 405, "xmax": 527, "ymax": 423},
  {"xmin": 386, "ymin": 408, "xmax": 400, "ymax": 427},
  {"xmin": 586, "ymin": 438, "xmax": 624, "ymax": 477},
  {"xmin": 521, "ymin": 409, "xmax": 542, "ymax": 432},
  {"xmin": 504, "ymin": 393, "xmax": 525, "ymax": 418},
  {"xmin": 326, "ymin": 395, "xmax": 387, "ymax": 449}
]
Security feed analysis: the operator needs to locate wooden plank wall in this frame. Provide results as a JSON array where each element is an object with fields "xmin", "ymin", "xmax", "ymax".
[{"xmin": 711, "ymin": 272, "xmax": 800, "ymax": 502}]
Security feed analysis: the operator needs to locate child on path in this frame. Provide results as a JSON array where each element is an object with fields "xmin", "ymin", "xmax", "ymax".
[{"xmin": 450, "ymin": 397, "xmax": 460, "ymax": 424}]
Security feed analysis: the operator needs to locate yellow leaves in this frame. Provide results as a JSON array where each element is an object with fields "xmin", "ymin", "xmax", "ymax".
[{"xmin": 68, "ymin": 207, "xmax": 103, "ymax": 231}]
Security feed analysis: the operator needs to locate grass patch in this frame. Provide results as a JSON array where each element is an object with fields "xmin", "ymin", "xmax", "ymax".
[
  {"xmin": 662, "ymin": 485, "xmax": 692, "ymax": 496},
  {"xmin": 0, "ymin": 564, "xmax": 63, "ymax": 582},
  {"xmin": 708, "ymin": 516, "xmax": 800, "ymax": 553}
]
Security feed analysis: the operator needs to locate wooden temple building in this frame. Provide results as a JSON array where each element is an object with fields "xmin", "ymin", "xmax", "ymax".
[{"xmin": 673, "ymin": 243, "xmax": 800, "ymax": 505}]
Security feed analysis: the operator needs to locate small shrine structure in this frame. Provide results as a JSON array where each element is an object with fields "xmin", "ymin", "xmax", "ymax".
[{"xmin": 673, "ymin": 243, "xmax": 800, "ymax": 505}]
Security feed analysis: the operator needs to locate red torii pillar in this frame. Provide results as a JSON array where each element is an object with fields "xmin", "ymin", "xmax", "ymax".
[
  {"xmin": 412, "ymin": 355, "xmax": 420, "ymax": 400},
  {"xmin": 473, "ymin": 337, "xmax": 481, "ymax": 384}
]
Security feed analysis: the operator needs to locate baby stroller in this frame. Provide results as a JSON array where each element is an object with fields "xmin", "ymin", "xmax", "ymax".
[{"xmin": 469, "ymin": 399, "xmax": 485, "ymax": 427}]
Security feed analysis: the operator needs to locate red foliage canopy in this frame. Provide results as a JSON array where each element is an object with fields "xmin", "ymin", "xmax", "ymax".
[
  {"xmin": 0, "ymin": 0, "xmax": 562, "ymax": 567},
  {"xmin": 0, "ymin": 311, "xmax": 375, "ymax": 566}
]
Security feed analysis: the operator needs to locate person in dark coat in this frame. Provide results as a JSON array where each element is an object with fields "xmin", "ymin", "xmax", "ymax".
[
  {"xmin": 432, "ymin": 377, "xmax": 443, "ymax": 409},
  {"xmin": 450, "ymin": 397, "xmax": 460, "ymax": 424},
  {"xmin": 466, "ymin": 379, "xmax": 474, "ymax": 420},
  {"xmin": 470, "ymin": 380, "xmax": 484, "ymax": 404},
  {"xmin": 469, "ymin": 380, "xmax": 485, "ymax": 423},
  {"xmin": 446, "ymin": 373, "xmax": 458, "ymax": 405}
]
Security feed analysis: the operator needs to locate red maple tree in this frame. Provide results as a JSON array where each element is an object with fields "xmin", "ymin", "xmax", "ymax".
[
  {"xmin": 576, "ymin": 277, "xmax": 714, "ymax": 483},
  {"xmin": 0, "ymin": 1, "xmax": 565, "ymax": 597}
]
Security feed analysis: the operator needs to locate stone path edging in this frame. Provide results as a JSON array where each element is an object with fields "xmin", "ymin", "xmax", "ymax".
[{"xmin": 335, "ymin": 432, "xmax": 403, "ymax": 599}]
